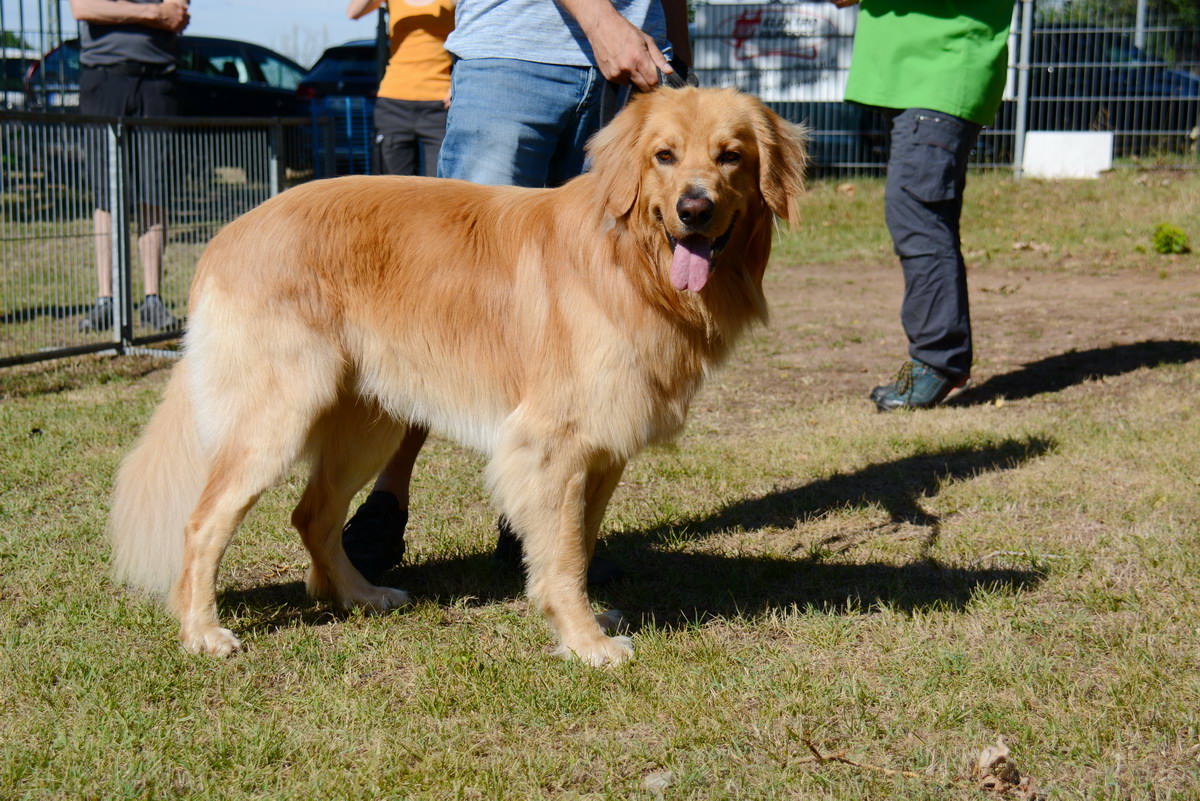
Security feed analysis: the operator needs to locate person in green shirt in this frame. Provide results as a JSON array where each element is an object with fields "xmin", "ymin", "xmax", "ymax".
[{"xmin": 833, "ymin": 0, "xmax": 1012, "ymax": 410}]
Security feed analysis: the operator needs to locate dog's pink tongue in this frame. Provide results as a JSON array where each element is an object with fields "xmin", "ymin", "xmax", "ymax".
[{"xmin": 670, "ymin": 235, "xmax": 714, "ymax": 293}]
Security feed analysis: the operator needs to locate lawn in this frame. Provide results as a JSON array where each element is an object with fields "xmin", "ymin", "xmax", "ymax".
[{"xmin": 1, "ymin": 169, "xmax": 1198, "ymax": 799}]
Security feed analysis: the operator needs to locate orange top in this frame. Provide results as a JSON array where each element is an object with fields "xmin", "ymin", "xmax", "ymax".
[{"xmin": 378, "ymin": 0, "xmax": 454, "ymax": 102}]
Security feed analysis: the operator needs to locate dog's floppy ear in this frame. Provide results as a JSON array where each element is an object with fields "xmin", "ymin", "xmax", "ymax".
[
  {"xmin": 586, "ymin": 93, "xmax": 650, "ymax": 219},
  {"xmin": 753, "ymin": 102, "xmax": 809, "ymax": 225}
]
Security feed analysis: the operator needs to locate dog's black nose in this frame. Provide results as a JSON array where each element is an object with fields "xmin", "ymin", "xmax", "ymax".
[{"xmin": 676, "ymin": 192, "xmax": 714, "ymax": 228}]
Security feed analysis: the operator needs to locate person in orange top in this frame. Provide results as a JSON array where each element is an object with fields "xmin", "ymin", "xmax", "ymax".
[{"xmin": 347, "ymin": 0, "xmax": 454, "ymax": 176}]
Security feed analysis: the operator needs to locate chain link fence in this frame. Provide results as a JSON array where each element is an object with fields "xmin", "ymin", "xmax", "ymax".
[{"xmin": 1, "ymin": 112, "xmax": 325, "ymax": 366}]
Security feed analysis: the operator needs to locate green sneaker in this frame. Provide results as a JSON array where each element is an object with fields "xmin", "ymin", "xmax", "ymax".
[{"xmin": 871, "ymin": 359, "xmax": 969, "ymax": 412}]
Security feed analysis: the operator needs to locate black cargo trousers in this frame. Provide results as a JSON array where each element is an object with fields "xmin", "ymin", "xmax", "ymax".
[{"xmin": 884, "ymin": 108, "xmax": 982, "ymax": 379}]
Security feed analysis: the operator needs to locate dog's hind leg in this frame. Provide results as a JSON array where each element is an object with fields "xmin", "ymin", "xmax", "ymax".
[
  {"xmin": 490, "ymin": 435, "xmax": 634, "ymax": 667},
  {"xmin": 169, "ymin": 321, "xmax": 343, "ymax": 656},
  {"xmin": 293, "ymin": 397, "xmax": 411, "ymax": 611},
  {"xmin": 171, "ymin": 429, "xmax": 311, "ymax": 656}
]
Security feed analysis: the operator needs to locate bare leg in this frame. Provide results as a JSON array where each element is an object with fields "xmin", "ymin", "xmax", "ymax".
[
  {"xmin": 92, "ymin": 208, "xmax": 113, "ymax": 297},
  {"xmin": 138, "ymin": 203, "xmax": 166, "ymax": 296}
]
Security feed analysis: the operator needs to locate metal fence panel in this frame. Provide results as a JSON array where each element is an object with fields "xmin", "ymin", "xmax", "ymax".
[
  {"xmin": 690, "ymin": 0, "xmax": 1199, "ymax": 174},
  {"xmin": 1, "ymin": 112, "xmax": 320, "ymax": 366},
  {"xmin": 1, "ymin": 1, "xmax": 1197, "ymax": 369}
]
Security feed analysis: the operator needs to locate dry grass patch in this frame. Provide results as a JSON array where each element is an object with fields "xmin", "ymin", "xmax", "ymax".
[{"xmin": 2, "ymin": 170, "xmax": 1199, "ymax": 799}]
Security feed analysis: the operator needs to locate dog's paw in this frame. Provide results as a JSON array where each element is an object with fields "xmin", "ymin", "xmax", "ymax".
[
  {"xmin": 554, "ymin": 634, "xmax": 635, "ymax": 667},
  {"xmin": 345, "ymin": 585, "xmax": 412, "ymax": 613},
  {"xmin": 595, "ymin": 608, "xmax": 630, "ymax": 635},
  {"xmin": 180, "ymin": 625, "xmax": 242, "ymax": 657}
]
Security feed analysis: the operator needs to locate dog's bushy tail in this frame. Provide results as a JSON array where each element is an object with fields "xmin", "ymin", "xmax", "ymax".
[{"xmin": 108, "ymin": 359, "xmax": 207, "ymax": 598}]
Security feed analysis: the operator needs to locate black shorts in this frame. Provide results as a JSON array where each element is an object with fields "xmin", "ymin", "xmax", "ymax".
[
  {"xmin": 373, "ymin": 97, "xmax": 447, "ymax": 177},
  {"xmin": 81, "ymin": 65, "xmax": 179, "ymax": 210}
]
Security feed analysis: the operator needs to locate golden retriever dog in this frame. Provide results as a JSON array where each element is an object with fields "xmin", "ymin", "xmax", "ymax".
[{"xmin": 108, "ymin": 86, "xmax": 807, "ymax": 666}]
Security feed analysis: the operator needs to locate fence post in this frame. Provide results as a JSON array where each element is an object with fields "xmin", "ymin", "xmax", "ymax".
[
  {"xmin": 321, "ymin": 116, "xmax": 336, "ymax": 178},
  {"xmin": 269, "ymin": 120, "xmax": 284, "ymax": 197},
  {"xmin": 107, "ymin": 120, "xmax": 133, "ymax": 350},
  {"xmin": 1134, "ymin": 0, "xmax": 1148, "ymax": 50},
  {"xmin": 1012, "ymin": 0, "xmax": 1034, "ymax": 179}
]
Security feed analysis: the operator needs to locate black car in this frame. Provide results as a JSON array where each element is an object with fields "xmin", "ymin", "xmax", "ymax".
[
  {"xmin": 297, "ymin": 40, "xmax": 383, "ymax": 175},
  {"xmin": 24, "ymin": 35, "xmax": 309, "ymax": 117},
  {"xmin": 296, "ymin": 40, "xmax": 380, "ymax": 101}
]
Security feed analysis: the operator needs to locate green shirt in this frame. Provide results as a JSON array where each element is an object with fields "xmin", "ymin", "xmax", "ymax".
[{"xmin": 844, "ymin": 0, "xmax": 1013, "ymax": 126}]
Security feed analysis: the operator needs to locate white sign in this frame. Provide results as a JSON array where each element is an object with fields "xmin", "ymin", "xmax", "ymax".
[
  {"xmin": 693, "ymin": 1, "xmax": 1020, "ymax": 104},
  {"xmin": 1022, "ymin": 131, "xmax": 1114, "ymax": 179},
  {"xmin": 693, "ymin": 2, "xmax": 859, "ymax": 102}
]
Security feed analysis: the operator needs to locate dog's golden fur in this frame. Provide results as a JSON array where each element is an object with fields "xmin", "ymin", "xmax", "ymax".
[{"xmin": 109, "ymin": 86, "xmax": 807, "ymax": 665}]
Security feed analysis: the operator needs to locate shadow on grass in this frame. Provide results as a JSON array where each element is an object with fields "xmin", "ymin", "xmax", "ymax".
[
  {"xmin": 222, "ymin": 436, "xmax": 1053, "ymax": 634},
  {"xmin": 604, "ymin": 435, "xmax": 1053, "ymax": 628},
  {"xmin": 0, "ymin": 303, "xmax": 92, "ymax": 325},
  {"xmin": 0, "ymin": 298, "xmax": 186, "ymax": 326},
  {"xmin": 952, "ymin": 339, "xmax": 1200, "ymax": 406},
  {"xmin": 222, "ymin": 581, "xmax": 346, "ymax": 636}
]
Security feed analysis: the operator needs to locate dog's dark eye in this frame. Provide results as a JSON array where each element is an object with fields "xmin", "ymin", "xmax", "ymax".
[
  {"xmin": 655, "ymin": 150, "xmax": 676, "ymax": 165},
  {"xmin": 718, "ymin": 151, "xmax": 741, "ymax": 165}
]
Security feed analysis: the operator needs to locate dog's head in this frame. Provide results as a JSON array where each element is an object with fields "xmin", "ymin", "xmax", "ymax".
[{"xmin": 587, "ymin": 86, "xmax": 808, "ymax": 294}]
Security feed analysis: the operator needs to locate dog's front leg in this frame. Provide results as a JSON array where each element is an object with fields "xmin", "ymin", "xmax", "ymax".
[{"xmin": 491, "ymin": 447, "xmax": 633, "ymax": 667}]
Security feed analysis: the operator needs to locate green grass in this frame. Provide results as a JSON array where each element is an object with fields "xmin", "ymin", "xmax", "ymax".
[{"xmin": 2, "ymin": 170, "xmax": 1199, "ymax": 799}]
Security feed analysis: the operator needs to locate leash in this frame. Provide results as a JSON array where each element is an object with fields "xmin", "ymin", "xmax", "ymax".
[{"xmin": 598, "ymin": 60, "xmax": 699, "ymax": 128}]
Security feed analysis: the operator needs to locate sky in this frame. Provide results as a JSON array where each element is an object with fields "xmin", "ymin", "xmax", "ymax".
[
  {"xmin": 2, "ymin": 0, "xmax": 378, "ymax": 66},
  {"xmin": 187, "ymin": 0, "xmax": 379, "ymax": 65}
]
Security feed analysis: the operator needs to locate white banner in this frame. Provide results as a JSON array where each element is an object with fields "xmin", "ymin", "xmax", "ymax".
[{"xmin": 692, "ymin": 2, "xmax": 859, "ymax": 102}]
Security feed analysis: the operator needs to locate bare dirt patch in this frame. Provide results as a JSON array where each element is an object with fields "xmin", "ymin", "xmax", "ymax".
[{"xmin": 701, "ymin": 256, "xmax": 1199, "ymax": 431}]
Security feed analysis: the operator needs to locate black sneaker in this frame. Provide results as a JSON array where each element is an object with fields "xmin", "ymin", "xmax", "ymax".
[
  {"xmin": 495, "ymin": 516, "xmax": 625, "ymax": 587},
  {"xmin": 78, "ymin": 297, "xmax": 113, "ymax": 333},
  {"xmin": 871, "ymin": 358, "xmax": 970, "ymax": 412},
  {"xmin": 139, "ymin": 294, "xmax": 179, "ymax": 331},
  {"xmin": 342, "ymin": 491, "xmax": 408, "ymax": 584}
]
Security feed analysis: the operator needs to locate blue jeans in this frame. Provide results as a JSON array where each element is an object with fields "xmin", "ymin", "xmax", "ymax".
[
  {"xmin": 437, "ymin": 58, "xmax": 613, "ymax": 188},
  {"xmin": 884, "ymin": 108, "xmax": 981, "ymax": 379}
]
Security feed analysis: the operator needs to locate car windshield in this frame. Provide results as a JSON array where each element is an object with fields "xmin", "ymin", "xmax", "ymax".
[{"xmin": 254, "ymin": 51, "xmax": 303, "ymax": 90}]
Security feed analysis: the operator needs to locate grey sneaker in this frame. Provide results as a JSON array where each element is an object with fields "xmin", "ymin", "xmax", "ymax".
[
  {"xmin": 139, "ymin": 295, "xmax": 178, "ymax": 331},
  {"xmin": 78, "ymin": 297, "xmax": 113, "ymax": 333}
]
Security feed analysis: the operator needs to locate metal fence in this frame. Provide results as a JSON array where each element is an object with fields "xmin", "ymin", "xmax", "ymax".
[
  {"xmin": 1, "ymin": 112, "xmax": 324, "ymax": 366},
  {"xmin": 1, "ymin": 1, "xmax": 1198, "ymax": 367},
  {"xmin": 692, "ymin": 0, "xmax": 1200, "ymax": 173},
  {"xmin": 3, "ymin": 1, "xmax": 1198, "ymax": 175}
]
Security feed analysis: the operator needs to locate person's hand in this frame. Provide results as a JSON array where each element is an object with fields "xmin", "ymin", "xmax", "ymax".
[
  {"xmin": 560, "ymin": 0, "xmax": 670, "ymax": 91},
  {"xmin": 442, "ymin": 86, "xmax": 452, "ymax": 110},
  {"xmin": 587, "ymin": 11, "xmax": 671, "ymax": 91},
  {"xmin": 347, "ymin": 0, "xmax": 384, "ymax": 21},
  {"xmin": 155, "ymin": 0, "xmax": 189, "ymax": 33}
]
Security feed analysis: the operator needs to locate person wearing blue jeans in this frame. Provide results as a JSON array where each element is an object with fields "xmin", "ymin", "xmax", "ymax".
[{"xmin": 341, "ymin": 0, "xmax": 692, "ymax": 584}]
